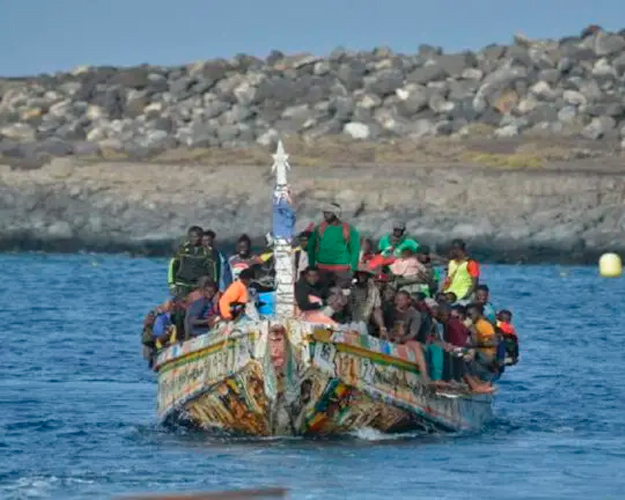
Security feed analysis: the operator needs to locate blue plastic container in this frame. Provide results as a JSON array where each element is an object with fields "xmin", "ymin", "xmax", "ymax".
[{"xmin": 257, "ymin": 291, "xmax": 276, "ymax": 316}]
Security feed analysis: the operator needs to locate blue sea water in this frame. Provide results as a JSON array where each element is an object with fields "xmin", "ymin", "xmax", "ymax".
[{"xmin": 1, "ymin": 254, "xmax": 624, "ymax": 500}]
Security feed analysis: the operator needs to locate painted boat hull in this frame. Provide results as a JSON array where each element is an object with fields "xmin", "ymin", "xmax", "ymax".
[{"xmin": 154, "ymin": 319, "xmax": 493, "ymax": 436}]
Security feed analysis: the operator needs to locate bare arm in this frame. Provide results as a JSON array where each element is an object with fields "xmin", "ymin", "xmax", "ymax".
[{"xmin": 372, "ymin": 307, "xmax": 386, "ymax": 336}]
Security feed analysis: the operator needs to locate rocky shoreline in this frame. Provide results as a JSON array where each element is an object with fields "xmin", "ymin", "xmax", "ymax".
[
  {"xmin": 2, "ymin": 27, "xmax": 625, "ymax": 164},
  {"xmin": 2, "ymin": 26, "xmax": 625, "ymax": 263},
  {"xmin": 1, "ymin": 157, "xmax": 623, "ymax": 264}
]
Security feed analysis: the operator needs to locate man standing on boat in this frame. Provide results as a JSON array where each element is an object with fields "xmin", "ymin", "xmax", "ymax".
[
  {"xmin": 201, "ymin": 229, "xmax": 231, "ymax": 292},
  {"xmin": 229, "ymin": 234, "xmax": 261, "ymax": 281},
  {"xmin": 168, "ymin": 226, "xmax": 220, "ymax": 297},
  {"xmin": 307, "ymin": 202, "xmax": 360, "ymax": 287},
  {"xmin": 442, "ymin": 239, "xmax": 480, "ymax": 302}
]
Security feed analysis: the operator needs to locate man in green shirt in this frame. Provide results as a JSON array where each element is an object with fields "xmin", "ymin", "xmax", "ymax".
[
  {"xmin": 378, "ymin": 220, "xmax": 419, "ymax": 257},
  {"xmin": 307, "ymin": 202, "xmax": 360, "ymax": 287}
]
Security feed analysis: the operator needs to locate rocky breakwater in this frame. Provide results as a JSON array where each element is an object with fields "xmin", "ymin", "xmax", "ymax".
[
  {"xmin": 0, "ymin": 157, "xmax": 624, "ymax": 263},
  {"xmin": 2, "ymin": 26, "xmax": 625, "ymax": 160}
]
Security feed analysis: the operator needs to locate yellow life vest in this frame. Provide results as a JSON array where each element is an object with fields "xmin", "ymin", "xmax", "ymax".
[{"xmin": 444, "ymin": 259, "xmax": 473, "ymax": 300}]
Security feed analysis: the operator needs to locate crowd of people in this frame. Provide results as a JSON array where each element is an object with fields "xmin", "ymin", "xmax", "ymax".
[{"xmin": 143, "ymin": 203, "xmax": 519, "ymax": 393}]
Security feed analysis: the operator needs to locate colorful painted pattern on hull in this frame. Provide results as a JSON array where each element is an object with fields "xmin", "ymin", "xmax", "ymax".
[{"xmin": 155, "ymin": 319, "xmax": 493, "ymax": 435}]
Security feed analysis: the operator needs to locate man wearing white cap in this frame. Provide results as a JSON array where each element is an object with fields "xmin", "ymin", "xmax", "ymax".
[{"xmin": 307, "ymin": 202, "xmax": 360, "ymax": 287}]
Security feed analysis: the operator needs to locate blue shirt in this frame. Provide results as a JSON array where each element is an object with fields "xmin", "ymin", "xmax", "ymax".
[
  {"xmin": 185, "ymin": 297, "xmax": 217, "ymax": 337},
  {"xmin": 152, "ymin": 312, "xmax": 172, "ymax": 337}
]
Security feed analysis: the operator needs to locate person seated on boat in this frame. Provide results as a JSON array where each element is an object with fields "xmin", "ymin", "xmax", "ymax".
[
  {"xmin": 385, "ymin": 290, "xmax": 430, "ymax": 381},
  {"xmin": 390, "ymin": 247, "xmax": 438, "ymax": 298},
  {"xmin": 168, "ymin": 226, "xmax": 221, "ymax": 297},
  {"xmin": 294, "ymin": 266, "xmax": 335, "ymax": 324},
  {"xmin": 307, "ymin": 202, "xmax": 360, "ymax": 288},
  {"xmin": 201, "ymin": 229, "xmax": 232, "ymax": 291},
  {"xmin": 442, "ymin": 239, "xmax": 480, "ymax": 302},
  {"xmin": 412, "ymin": 292, "xmax": 434, "ymax": 334},
  {"xmin": 183, "ymin": 275, "xmax": 218, "ymax": 306},
  {"xmin": 229, "ymin": 234, "xmax": 261, "ymax": 281},
  {"xmin": 141, "ymin": 297, "xmax": 185, "ymax": 366},
  {"xmin": 451, "ymin": 304, "xmax": 471, "ymax": 328},
  {"xmin": 497, "ymin": 309, "xmax": 519, "ymax": 366},
  {"xmin": 347, "ymin": 265, "xmax": 387, "ymax": 337},
  {"xmin": 219, "ymin": 268, "xmax": 255, "ymax": 321},
  {"xmin": 385, "ymin": 291, "xmax": 424, "ymax": 343},
  {"xmin": 417, "ymin": 245, "xmax": 442, "ymax": 295},
  {"xmin": 463, "ymin": 303, "xmax": 499, "ymax": 393},
  {"xmin": 475, "ymin": 284, "xmax": 496, "ymax": 324},
  {"xmin": 151, "ymin": 299, "xmax": 178, "ymax": 346},
  {"xmin": 184, "ymin": 280, "xmax": 220, "ymax": 339},
  {"xmin": 379, "ymin": 277, "xmax": 396, "ymax": 330},
  {"xmin": 437, "ymin": 303, "xmax": 470, "ymax": 350},
  {"xmin": 437, "ymin": 303, "xmax": 489, "ymax": 386},
  {"xmin": 292, "ymin": 230, "xmax": 312, "ymax": 281}
]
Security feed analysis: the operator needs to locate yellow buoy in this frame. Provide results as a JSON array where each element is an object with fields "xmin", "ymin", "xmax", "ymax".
[{"xmin": 599, "ymin": 253, "xmax": 622, "ymax": 278}]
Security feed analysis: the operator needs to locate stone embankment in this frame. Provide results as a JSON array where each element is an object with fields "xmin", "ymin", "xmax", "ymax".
[
  {"xmin": 2, "ymin": 26, "xmax": 625, "ymax": 160},
  {"xmin": 0, "ymin": 157, "xmax": 624, "ymax": 263}
]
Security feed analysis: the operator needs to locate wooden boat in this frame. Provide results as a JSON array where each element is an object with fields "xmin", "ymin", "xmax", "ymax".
[{"xmin": 151, "ymin": 142, "xmax": 494, "ymax": 436}]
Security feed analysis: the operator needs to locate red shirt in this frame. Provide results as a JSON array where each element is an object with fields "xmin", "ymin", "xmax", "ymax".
[{"xmin": 445, "ymin": 317, "xmax": 469, "ymax": 347}]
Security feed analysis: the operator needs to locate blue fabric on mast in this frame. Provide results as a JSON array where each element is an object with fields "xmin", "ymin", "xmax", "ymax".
[{"xmin": 272, "ymin": 197, "xmax": 295, "ymax": 240}]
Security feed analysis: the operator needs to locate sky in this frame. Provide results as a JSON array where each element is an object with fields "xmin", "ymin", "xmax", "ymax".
[{"xmin": 0, "ymin": 0, "xmax": 623, "ymax": 77}]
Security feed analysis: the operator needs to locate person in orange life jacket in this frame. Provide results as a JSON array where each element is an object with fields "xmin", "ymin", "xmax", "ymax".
[
  {"xmin": 219, "ymin": 268, "xmax": 255, "ymax": 320},
  {"xmin": 497, "ymin": 309, "xmax": 519, "ymax": 365},
  {"xmin": 307, "ymin": 202, "xmax": 360, "ymax": 288},
  {"xmin": 475, "ymin": 284, "xmax": 496, "ymax": 324},
  {"xmin": 442, "ymin": 239, "xmax": 480, "ymax": 302},
  {"xmin": 229, "ymin": 234, "xmax": 261, "ymax": 280},
  {"xmin": 201, "ymin": 230, "xmax": 231, "ymax": 292},
  {"xmin": 185, "ymin": 280, "xmax": 220, "ymax": 339},
  {"xmin": 462, "ymin": 303, "xmax": 498, "ymax": 393},
  {"xmin": 496, "ymin": 310, "xmax": 516, "ymax": 336}
]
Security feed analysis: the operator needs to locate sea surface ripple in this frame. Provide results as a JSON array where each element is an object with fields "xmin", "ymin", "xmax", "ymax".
[{"xmin": 1, "ymin": 254, "xmax": 624, "ymax": 499}]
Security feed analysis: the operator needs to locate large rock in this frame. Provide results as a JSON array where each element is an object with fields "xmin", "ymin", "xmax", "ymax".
[
  {"xmin": 594, "ymin": 32, "xmax": 625, "ymax": 56},
  {"xmin": 364, "ymin": 69, "xmax": 404, "ymax": 96},
  {"xmin": 406, "ymin": 64, "xmax": 445, "ymax": 85},
  {"xmin": 581, "ymin": 116, "xmax": 616, "ymax": 140},
  {"xmin": 343, "ymin": 122, "xmax": 370, "ymax": 140},
  {"xmin": 435, "ymin": 52, "xmax": 477, "ymax": 77},
  {"xmin": 0, "ymin": 123, "xmax": 36, "ymax": 142}
]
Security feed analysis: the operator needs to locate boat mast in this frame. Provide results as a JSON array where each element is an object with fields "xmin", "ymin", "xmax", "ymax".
[{"xmin": 271, "ymin": 140, "xmax": 295, "ymax": 320}]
